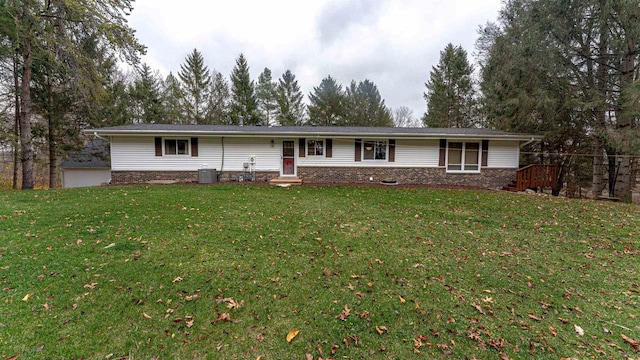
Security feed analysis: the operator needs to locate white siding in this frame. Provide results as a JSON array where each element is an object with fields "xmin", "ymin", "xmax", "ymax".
[
  {"xmin": 110, "ymin": 136, "xmax": 521, "ymax": 172},
  {"xmin": 487, "ymin": 140, "xmax": 519, "ymax": 168},
  {"xmin": 223, "ymin": 138, "xmax": 280, "ymax": 171},
  {"xmin": 297, "ymin": 138, "xmax": 440, "ymax": 168},
  {"xmin": 111, "ymin": 136, "xmax": 279, "ymax": 171},
  {"xmin": 395, "ymin": 139, "xmax": 440, "ymax": 167}
]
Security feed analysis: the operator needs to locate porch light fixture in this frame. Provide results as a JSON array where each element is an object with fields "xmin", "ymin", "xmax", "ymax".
[
  {"xmin": 365, "ymin": 145, "xmax": 373, "ymax": 151},
  {"xmin": 270, "ymin": 139, "xmax": 275, "ymax": 147}
]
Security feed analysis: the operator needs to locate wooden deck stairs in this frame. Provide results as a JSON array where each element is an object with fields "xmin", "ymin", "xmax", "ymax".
[
  {"xmin": 269, "ymin": 177, "xmax": 303, "ymax": 186},
  {"xmin": 502, "ymin": 164, "xmax": 559, "ymax": 192}
]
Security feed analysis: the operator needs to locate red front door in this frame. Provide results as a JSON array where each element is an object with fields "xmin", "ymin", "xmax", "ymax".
[{"xmin": 282, "ymin": 140, "xmax": 295, "ymax": 175}]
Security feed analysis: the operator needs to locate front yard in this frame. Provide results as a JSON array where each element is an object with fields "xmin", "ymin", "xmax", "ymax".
[{"xmin": 1, "ymin": 184, "xmax": 639, "ymax": 359}]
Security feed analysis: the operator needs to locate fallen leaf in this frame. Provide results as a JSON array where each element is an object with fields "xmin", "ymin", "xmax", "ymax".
[
  {"xmin": 142, "ymin": 312, "xmax": 152, "ymax": 320},
  {"xmin": 330, "ymin": 344, "xmax": 339, "ymax": 354},
  {"xmin": 22, "ymin": 293, "xmax": 32, "ymax": 301},
  {"xmin": 6, "ymin": 355, "xmax": 20, "ymax": 360},
  {"xmin": 336, "ymin": 305, "xmax": 351, "ymax": 321},
  {"xmin": 172, "ymin": 277, "xmax": 183, "ymax": 283},
  {"xmin": 305, "ymin": 354, "xmax": 313, "ymax": 360},
  {"xmin": 185, "ymin": 294, "xmax": 200, "ymax": 301},
  {"xmin": 286, "ymin": 329, "xmax": 299, "ymax": 343},
  {"xmin": 83, "ymin": 283, "xmax": 98, "ymax": 290},
  {"xmin": 621, "ymin": 334, "xmax": 640, "ymax": 351},
  {"xmin": 347, "ymin": 283, "xmax": 355, "ymax": 291},
  {"xmin": 213, "ymin": 313, "xmax": 231, "ymax": 324},
  {"xmin": 471, "ymin": 303, "xmax": 485, "ymax": 315},
  {"xmin": 227, "ymin": 298, "xmax": 244, "ymax": 309},
  {"xmin": 574, "ymin": 324, "xmax": 584, "ymax": 336},
  {"xmin": 549, "ymin": 326, "xmax": 558, "ymax": 336},
  {"xmin": 528, "ymin": 313, "xmax": 541, "ymax": 321},
  {"xmin": 185, "ymin": 316, "xmax": 194, "ymax": 328},
  {"xmin": 348, "ymin": 334, "xmax": 359, "ymax": 347},
  {"xmin": 399, "ymin": 296, "xmax": 406, "ymax": 303},
  {"xmin": 375, "ymin": 325, "xmax": 388, "ymax": 335}
]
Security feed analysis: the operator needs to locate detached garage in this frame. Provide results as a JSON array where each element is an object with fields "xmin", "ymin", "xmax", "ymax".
[{"xmin": 59, "ymin": 139, "xmax": 111, "ymax": 188}]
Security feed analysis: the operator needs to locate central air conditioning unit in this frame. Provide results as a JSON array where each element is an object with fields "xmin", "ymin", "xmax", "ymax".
[{"xmin": 198, "ymin": 168, "xmax": 217, "ymax": 184}]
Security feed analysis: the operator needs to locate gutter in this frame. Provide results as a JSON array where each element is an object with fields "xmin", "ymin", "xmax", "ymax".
[{"xmin": 87, "ymin": 129, "xmax": 539, "ymax": 142}]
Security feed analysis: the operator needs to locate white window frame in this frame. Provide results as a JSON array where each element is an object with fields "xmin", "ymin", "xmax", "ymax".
[
  {"xmin": 307, "ymin": 139, "xmax": 325, "ymax": 157},
  {"xmin": 362, "ymin": 140, "xmax": 387, "ymax": 161},
  {"xmin": 164, "ymin": 138, "xmax": 190, "ymax": 156},
  {"xmin": 446, "ymin": 141, "xmax": 481, "ymax": 173}
]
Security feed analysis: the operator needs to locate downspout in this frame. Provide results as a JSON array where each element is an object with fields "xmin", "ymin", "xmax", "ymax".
[
  {"xmin": 219, "ymin": 136, "xmax": 225, "ymax": 181},
  {"xmin": 520, "ymin": 137, "xmax": 537, "ymax": 148},
  {"xmin": 92, "ymin": 132, "xmax": 112, "ymax": 185},
  {"xmin": 93, "ymin": 131, "xmax": 108, "ymax": 141}
]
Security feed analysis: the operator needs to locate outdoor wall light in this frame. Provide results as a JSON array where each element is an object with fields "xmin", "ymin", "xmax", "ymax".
[{"xmin": 270, "ymin": 139, "xmax": 275, "ymax": 147}]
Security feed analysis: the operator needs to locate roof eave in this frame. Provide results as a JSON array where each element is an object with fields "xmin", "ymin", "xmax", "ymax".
[{"xmin": 86, "ymin": 128, "xmax": 541, "ymax": 141}]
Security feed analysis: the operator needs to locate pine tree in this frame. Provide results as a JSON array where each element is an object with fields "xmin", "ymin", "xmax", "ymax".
[
  {"xmin": 344, "ymin": 79, "xmax": 393, "ymax": 127},
  {"xmin": 307, "ymin": 75, "xmax": 345, "ymax": 126},
  {"xmin": 275, "ymin": 70, "xmax": 305, "ymax": 126},
  {"xmin": 178, "ymin": 48, "xmax": 211, "ymax": 124},
  {"xmin": 206, "ymin": 71, "xmax": 231, "ymax": 124},
  {"xmin": 229, "ymin": 53, "xmax": 259, "ymax": 125},
  {"xmin": 130, "ymin": 63, "xmax": 165, "ymax": 124},
  {"xmin": 162, "ymin": 72, "xmax": 184, "ymax": 124},
  {"xmin": 422, "ymin": 43, "xmax": 476, "ymax": 128},
  {"xmin": 255, "ymin": 67, "xmax": 278, "ymax": 125},
  {"xmin": 3, "ymin": 0, "xmax": 144, "ymax": 189}
]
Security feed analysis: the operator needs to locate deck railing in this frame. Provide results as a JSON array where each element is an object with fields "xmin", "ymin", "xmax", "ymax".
[{"xmin": 516, "ymin": 164, "xmax": 559, "ymax": 192}]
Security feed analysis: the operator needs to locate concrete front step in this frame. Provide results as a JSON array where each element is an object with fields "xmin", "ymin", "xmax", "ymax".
[{"xmin": 269, "ymin": 177, "xmax": 303, "ymax": 186}]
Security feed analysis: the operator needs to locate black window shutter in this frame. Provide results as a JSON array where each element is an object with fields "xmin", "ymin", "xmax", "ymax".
[
  {"xmin": 155, "ymin": 137, "xmax": 162, "ymax": 156},
  {"xmin": 438, "ymin": 139, "xmax": 446, "ymax": 166},
  {"xmin": 326, "ymin": 139, "xmax": 333, "ymax": 158},
  {"xmin": 481, "ymin": 140, "xmax": 488, "ymax": 167},
  {"xmin": 299, "ymin": 138, "xmax": 306, "ymax": 157},
  {"xmin": 191, "ymin": 137, "xmax": 199, "ymax": 157},
  {"xmin": 354, "ymin": 139, "xmax": 362, "ymax": 162},
  {"xmin": 388, "ymin": 139, "xmax": 395, "ymax": 162}
]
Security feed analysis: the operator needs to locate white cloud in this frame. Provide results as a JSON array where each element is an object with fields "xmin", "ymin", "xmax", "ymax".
[{"xmin": 129, "ymin": 0, "xmax": 502, "ymax": 120}]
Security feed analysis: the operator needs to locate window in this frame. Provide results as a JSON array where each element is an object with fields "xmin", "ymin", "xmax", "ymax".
[
  {"xmin": 447, "ymin": 142, "xmax": 480, "ymax": 172},
  {"xmin": 307, "ymin": 140, "xmax": 324, "ymax": 156},
  {"xmin": 363, "ymin": 140, "xmax": 387, "ymax": 160},
  {"xmin": 165, "ymin": 139, "xmax": 189, "ymax": 155}
]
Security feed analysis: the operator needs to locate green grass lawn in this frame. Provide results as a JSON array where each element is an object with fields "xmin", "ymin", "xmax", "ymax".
[{"xmin": 1, "ymin": 184, "xmax": 639, "ymax": 359}]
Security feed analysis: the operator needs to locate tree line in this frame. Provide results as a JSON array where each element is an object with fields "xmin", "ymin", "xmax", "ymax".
[
  {"xmin": 125, "ymin": 49, "xmax": 398, "ymax": 128},
  {"xmin": 421, "ymin": 0, "xmax": 639, "ymax": 202}
]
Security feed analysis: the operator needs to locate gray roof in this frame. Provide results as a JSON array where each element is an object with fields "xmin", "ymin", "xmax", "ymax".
[
  {"xmin": 59, "ymin": 138, "xmax": 110, "ymax": 168},
  {"xmin": 87, "ymin": 124, "xmax": 541, "ymax": 141}
]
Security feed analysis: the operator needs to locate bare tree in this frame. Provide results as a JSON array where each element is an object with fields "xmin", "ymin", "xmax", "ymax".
[{"xmin": 392, "ymin": 106, "xmax": 421, "ymax": 127}]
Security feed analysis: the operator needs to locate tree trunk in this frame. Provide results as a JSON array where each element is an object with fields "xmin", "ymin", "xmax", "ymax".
[
  {"xmin": 48, "ymin": 114, "xmax": 57, "ymax": 189},
  {"xmin": 19, "ymin": 31, "xmax": 34, "ymax": 190},
  {"xmin": 613, "ymin": 37, "xmax": 637, "ymax": 203},
  {"xmin": 12, "ymin": 53, "xmax": 20, "ymax": 189},
  {"xmin": 591, "ymin": 136, "xmax": 606, "ymax": 198}
]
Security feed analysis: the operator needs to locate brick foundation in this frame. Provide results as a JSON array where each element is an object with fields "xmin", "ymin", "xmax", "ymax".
[
  {"xmin": 110, "ymin": 170, "xmax": 280, "ymax": 184},
  {"xmin": 297, "ymin": 167, "xmax": 516, "ymax": 189},
  {"xmin": 111, "ymin": 168, "xmax": 515, "ymax": 189}
]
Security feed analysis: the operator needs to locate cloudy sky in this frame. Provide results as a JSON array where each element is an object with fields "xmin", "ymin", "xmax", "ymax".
[{"xmin": 128, "ymin": 0, "xmax": 503, "ymax": 120}]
